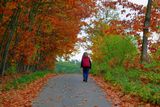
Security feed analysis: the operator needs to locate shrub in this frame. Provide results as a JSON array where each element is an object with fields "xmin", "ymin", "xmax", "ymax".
[
  {"xmin": 101, "ymin": 35, "xmax": 137, "ymax": 68},
  {"xmin": 91, "ymin": 32, "xmax": 160, "ymax": 104},
  {"xmin": 91, "ymin": 35, "xmax": 137, "ymax": 74}
]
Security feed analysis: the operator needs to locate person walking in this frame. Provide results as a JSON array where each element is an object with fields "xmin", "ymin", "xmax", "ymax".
[{"xmin": 81, "ymin": 52, "xmax": 91, "ymax": 82}]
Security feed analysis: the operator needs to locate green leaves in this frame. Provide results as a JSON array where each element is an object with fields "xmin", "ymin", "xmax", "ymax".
[
  {"xmin": 5, "ymin": 71, "xmax": 50, "ymax": 91},
  {"xmin": 92, "ymin": 34, "xmax": 137, "ymax": 70},
  {"xmin": 103, "ymin": 67, "xmax": 160, "ymax": 104}
]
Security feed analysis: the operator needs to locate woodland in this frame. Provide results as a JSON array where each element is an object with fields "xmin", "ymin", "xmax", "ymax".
[{"xmin": 0, "ymin": 0, "xmax": 160, "ymax": 106}]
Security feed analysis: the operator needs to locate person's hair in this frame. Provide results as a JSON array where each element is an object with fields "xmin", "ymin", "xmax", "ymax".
[{"xmin": 82, "ymin": 52, "xmax": 88, "ymax": 57}]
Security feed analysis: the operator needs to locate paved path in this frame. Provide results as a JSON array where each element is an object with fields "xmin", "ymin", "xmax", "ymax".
[{"xmin": 32, "ymin": 74, "xmax": 111, "ymax": 107}]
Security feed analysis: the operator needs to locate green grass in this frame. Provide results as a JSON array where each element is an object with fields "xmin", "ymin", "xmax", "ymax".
[
  {"xmin": 95, "ymin": 66, "xmax": 160, "ymax": 104},
  {"xmin": 5, "ymin": 70, "xmax": 53, "ymax": 91},
  {"xmin": 55, "ymin": 61, "xmax": 81, "ymax": 73}
]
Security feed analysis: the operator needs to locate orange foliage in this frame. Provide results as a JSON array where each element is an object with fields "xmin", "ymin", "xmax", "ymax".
[
  {"xmin": 1, "ymin": 74, "xmax": 56, "ymax": 107},
  {"xmin": 0, "ymin": 0, "xmax": 96, "ymax": 71}
]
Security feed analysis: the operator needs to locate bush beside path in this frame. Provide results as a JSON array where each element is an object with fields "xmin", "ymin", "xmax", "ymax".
[{"xmin": 91, "ymin": 75, "xmax": 159, "ymax": 107}]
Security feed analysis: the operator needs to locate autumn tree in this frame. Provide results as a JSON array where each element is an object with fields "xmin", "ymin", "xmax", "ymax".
[
  {"xmin": 0, "ymin": 1, "xmax": 22, "ymax": 75},
  {"xmin": 0, "ymin": 0, "xmax": 96, "ymax": 76},
  {"xmin": 102, "ymin": 0, "xmax": 160, "ymax": 62}
]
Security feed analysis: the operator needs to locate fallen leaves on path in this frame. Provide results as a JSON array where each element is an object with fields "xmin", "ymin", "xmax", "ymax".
[
  {"xmin": 1, "ymin": 74, "xmax": 57, "ymax": 107},
  {"xmin": 91, "ymin": 75, "xmax": 159, "ymax": 107}
]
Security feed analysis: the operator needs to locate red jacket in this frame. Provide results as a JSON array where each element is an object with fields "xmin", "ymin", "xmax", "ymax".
[{"xmin": 81, "ymin": 56, "xmax": 91, "ymax": 69}]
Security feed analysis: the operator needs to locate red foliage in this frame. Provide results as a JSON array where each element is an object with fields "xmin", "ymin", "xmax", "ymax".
[
  {"xmin": 0, "ymin": 0, "xmax": 96, "ymax": 71},
  {"xmin": 103, "ymin": 0, "xmax": 160, "ymax": 53}
]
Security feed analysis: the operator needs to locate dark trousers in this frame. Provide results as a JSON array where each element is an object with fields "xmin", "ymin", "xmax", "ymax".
[{"xmin": 83, "ymin": 68, "xmax": 89, "ymax": 81}]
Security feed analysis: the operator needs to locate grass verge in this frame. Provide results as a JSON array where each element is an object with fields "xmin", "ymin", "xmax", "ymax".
[
  {"xmin": 3, "ymin": 70, "xmax": 54, "ymax": 91},
  {"xmin": 93, "ymin": 66, "xmax": 160, "ymax": 105}
]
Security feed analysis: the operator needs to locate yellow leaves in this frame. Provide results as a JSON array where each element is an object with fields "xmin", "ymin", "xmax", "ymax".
[
  {"xmin": 80, "ymin": 21, "xmax": 88, "ymax": 26},
  {"xmin": 6, "ymin": 2, "xmax": 17, "ymax": 10},
  {"xmin": 153, "ymin": 0, "xmax": 160, "ymax": 8},
  {"xmin": 146, "ymin": 32, "xmax": 151, "ymax": 37},
  {"xmin": 44, "ymin": 22, "xmax": 53, "ymax": 33}
]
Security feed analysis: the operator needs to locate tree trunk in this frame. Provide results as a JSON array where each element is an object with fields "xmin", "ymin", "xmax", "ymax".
[
  {"xmin": 14, "ymin": 1, "xmax": 40, "ymax": 73},
  {"xmin": 0, "ymin": 7, "xmax": 21, "ymax": 76},
  {"xmin": 141, "ymin": 0, "xmax": 152, "ymax": 63}
]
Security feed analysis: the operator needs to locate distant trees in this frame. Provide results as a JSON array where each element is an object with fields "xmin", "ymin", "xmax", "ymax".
[{"xmin": 55, "ymin": 60, "xmax": 81, "ymax": 73}]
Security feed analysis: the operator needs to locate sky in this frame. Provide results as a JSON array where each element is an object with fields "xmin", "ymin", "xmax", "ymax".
[
  {"xmin": 128, "ymin": 0, "xmax": 148, "ymax": 6},
  {"xmin": 70, "ymin": 0, "xmax": 148, "ymax": 61}
]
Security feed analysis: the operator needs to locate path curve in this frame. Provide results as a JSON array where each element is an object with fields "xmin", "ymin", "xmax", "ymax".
[{"xmin": 32, "ymin": 74, "xmax": 111, "ymax": 107}]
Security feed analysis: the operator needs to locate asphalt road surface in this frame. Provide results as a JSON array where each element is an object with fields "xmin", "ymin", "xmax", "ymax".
[{"xmin": 32, "ymin": 74, "xmax": 111, "ymax": 107}]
